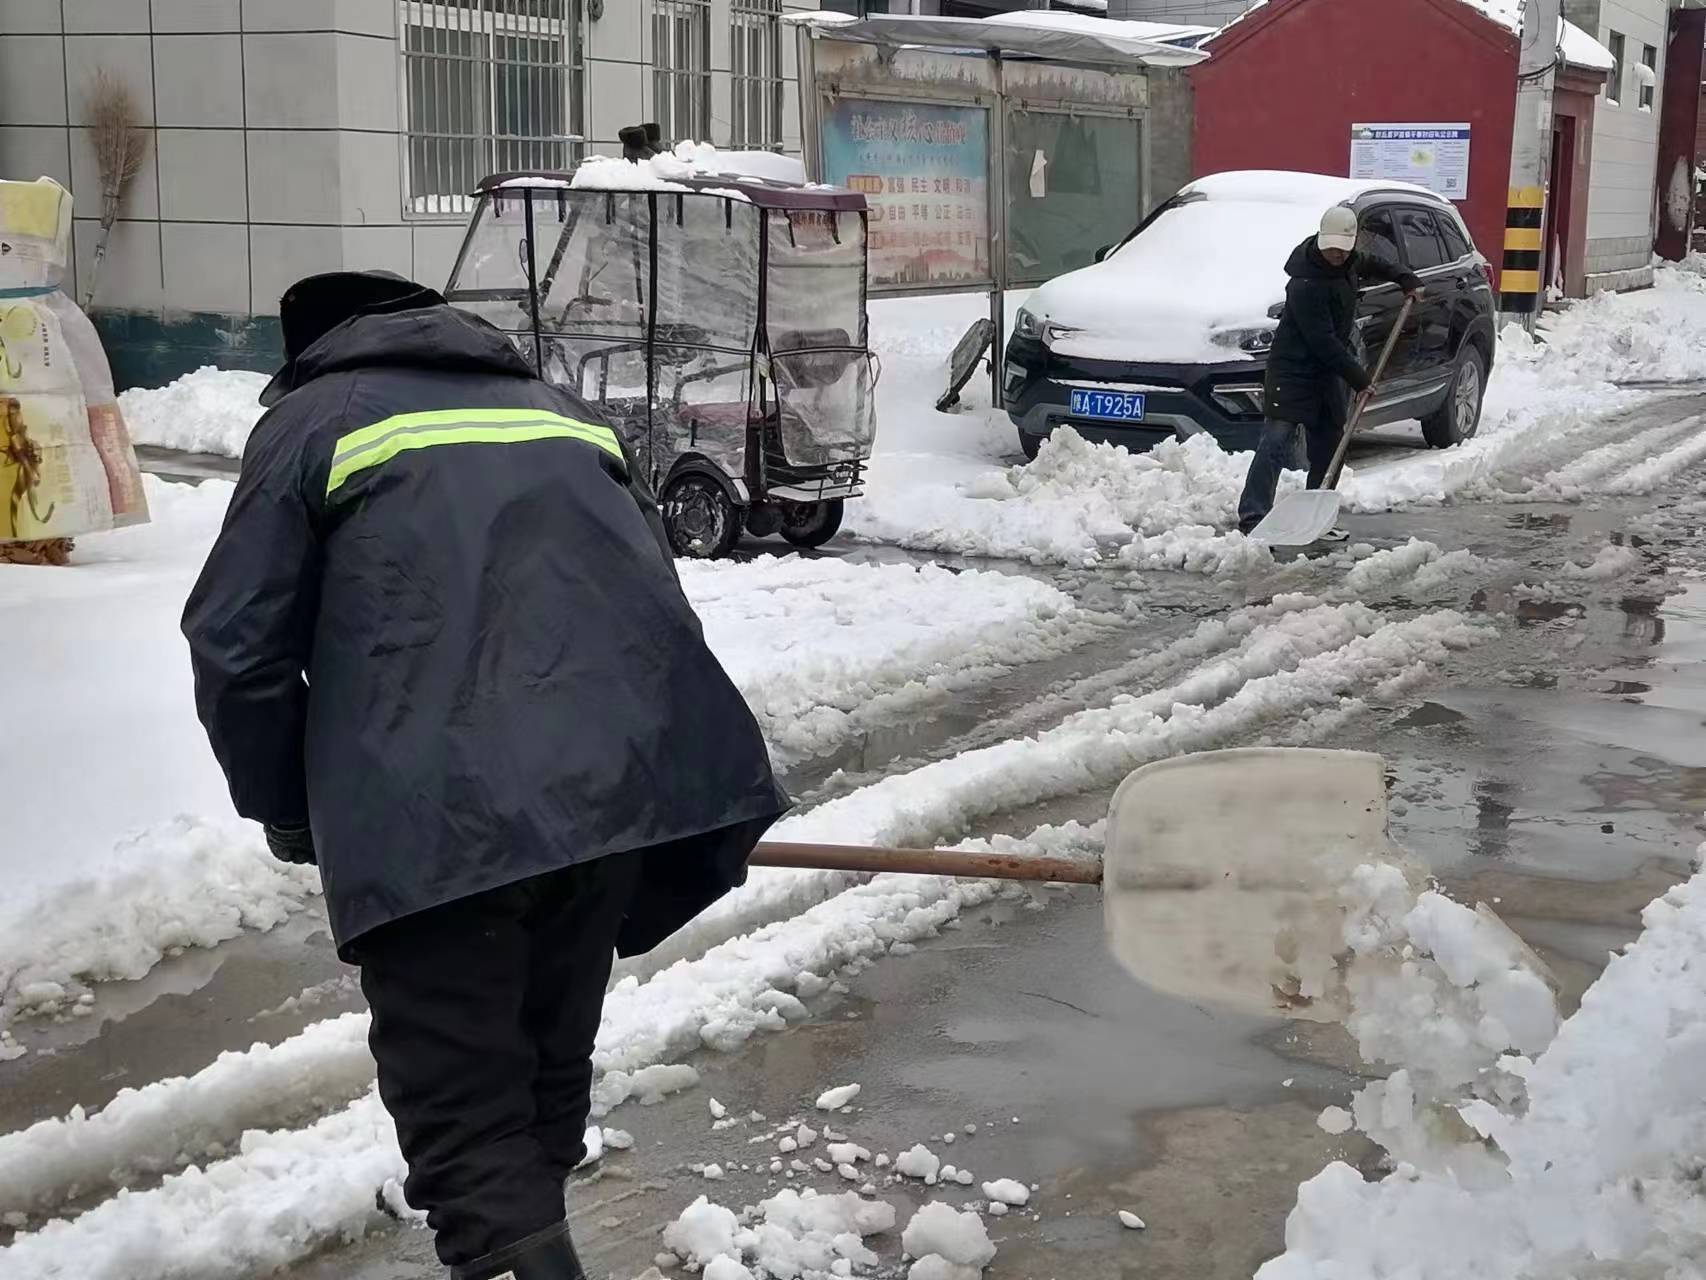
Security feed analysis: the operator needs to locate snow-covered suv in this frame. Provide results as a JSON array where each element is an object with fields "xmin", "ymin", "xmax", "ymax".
[{"xmin": 1002, "ymin": 171, "xmax": 1498, "ymax": 460}]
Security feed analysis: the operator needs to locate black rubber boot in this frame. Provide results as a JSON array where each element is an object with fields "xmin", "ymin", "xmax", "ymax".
[{"xmin": 448, "ymin": 1221, "xmax": 587, "ymax": 1280}]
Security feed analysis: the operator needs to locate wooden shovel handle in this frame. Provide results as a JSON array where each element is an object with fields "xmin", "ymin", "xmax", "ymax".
[
  {"xmin": 1323, "ymin": 294, "xmax": 1415, "ymax": 491},
  {"xmin": 752, "ymin": 841, "xmax": 1103, "ymax": 886}
]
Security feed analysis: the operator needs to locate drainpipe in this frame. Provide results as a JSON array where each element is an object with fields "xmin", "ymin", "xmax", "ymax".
[{"xmin": 1500, "ymin": 0, "xmax": 1561, "ymax": 329}]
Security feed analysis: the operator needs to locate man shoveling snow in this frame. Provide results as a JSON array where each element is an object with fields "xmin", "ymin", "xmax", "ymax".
[
  {"xmin": 182, "ymin": 270, "xmax": 789, "ymax": 1280},
  {"xmin": 1233, "ymin": 205, "xmax": 1422, "ymax": 540}
]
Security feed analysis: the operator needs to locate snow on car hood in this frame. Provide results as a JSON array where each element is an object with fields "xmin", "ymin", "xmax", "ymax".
[{"xmin": 1027, "ymin": 196, "xmax": 1325, "ymax": 365}]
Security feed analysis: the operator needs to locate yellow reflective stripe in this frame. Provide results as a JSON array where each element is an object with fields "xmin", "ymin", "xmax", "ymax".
[{"xmin": 326, "ymin": 413, "xmax": 623, "ymax": 497}]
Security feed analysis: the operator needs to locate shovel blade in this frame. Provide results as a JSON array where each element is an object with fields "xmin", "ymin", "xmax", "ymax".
[
  {"xmin": 1251, "ymin": 489, "xmax": 1342, "ymax": 548},
  {"xmin": 1103, "ymin": 748, "xmax": 1391, "ymax": 1020}
]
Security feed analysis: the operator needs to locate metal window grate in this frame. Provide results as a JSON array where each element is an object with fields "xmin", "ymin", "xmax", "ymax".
[
  {"xmin": 400, "ymin": 0, "xmax": 585, "ymax": 215},
  {"xmin": 731, "ymin": 0, "xmax": 783, "ymax": 149},
  {"xmin": 653, "ymin": 0, "xmax": 711, "ymax": 146}
]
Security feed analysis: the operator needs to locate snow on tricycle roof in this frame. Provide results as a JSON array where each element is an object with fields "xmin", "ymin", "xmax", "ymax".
[{"xmin": 480, "ymin": 143, "xmax": 863, "ymax": 212}]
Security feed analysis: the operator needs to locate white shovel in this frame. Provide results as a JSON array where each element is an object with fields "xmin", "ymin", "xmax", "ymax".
[
  {"xmin": 1250, "ymin": 297, "xmax": 1415, "ymax": 549},
  {"xmin": 754, "ymin": 746, "xmax": 1399, "ymax": 1019}
]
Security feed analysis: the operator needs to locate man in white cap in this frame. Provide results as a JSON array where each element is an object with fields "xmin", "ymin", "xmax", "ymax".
[{"xmin": 1237, "ymin": 204, "xmax": 1422, "ymax": 538}]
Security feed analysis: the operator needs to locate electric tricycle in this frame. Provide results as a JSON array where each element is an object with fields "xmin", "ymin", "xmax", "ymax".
[{"xmin": 445, "ymin": 170, "xmax": 876, "ymax": 558}]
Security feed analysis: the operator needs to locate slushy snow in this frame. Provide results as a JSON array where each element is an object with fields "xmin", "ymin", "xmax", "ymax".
[{"xmin": 1260, "ymin": 870, "xmax": 1706, "ymax": 1279}]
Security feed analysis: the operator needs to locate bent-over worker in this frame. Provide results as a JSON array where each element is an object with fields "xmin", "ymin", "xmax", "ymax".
[{"xmin": 183, "ymin": 271, "xmax": 790, "ymax": 1280}]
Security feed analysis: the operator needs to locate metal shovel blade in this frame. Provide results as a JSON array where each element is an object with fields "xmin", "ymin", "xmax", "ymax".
[
  {"xmin": 1103, "ymin": 747, "xmax": 1391, "ymax": 1020},
  {"xmin": 1249, "ymin": 488, "xmax": 1343, "ymax": 548}
]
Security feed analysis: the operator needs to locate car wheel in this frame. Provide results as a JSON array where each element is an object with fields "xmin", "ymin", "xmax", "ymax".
[
  {"xmin": 1018, "ymin": 429, "xmax": 1043, "ymax": 461},
  {"xmin": 662, "ymin": 473, "xmax": 741, "ymax": 559},
  {"xmin": 779, "ymin": 499, "xmax": 844, "ymax": 549},
  {"xmin": 1422, "ymin": 344, "xmax": 1485, "ymax": 448}
]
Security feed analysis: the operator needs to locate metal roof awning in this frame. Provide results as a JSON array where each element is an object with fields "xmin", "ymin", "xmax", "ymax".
[{"xmin": 785, "ymin": 12, "xmax": 1207, "ymax": 68}]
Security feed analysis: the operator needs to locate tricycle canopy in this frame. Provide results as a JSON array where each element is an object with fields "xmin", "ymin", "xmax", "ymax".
[{"xmin": 443, "ymin": 171, "xmax": 875, "ymax": 555}]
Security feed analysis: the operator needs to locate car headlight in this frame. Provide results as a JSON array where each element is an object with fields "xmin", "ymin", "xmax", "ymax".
[
  {"xmin": 1013, "ymin": 308, "xmax": 1081, "ymax": 346},
  {"xmin": 1212, "ymin": 326, "xmax": 1276, "ymax": 354}
]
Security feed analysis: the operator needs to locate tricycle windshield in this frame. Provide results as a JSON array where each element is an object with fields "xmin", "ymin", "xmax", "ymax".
[{"xmin": 766, "ymin": 208, "xmax": 874, "ymax": 465}]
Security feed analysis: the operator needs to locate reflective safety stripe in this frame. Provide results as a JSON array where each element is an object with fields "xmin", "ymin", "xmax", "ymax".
[{"xmin": 326, "ymin": 409, "xmax": 624, "ymax": 498}]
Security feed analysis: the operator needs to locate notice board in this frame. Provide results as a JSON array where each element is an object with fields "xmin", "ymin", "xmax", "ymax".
[
  {"xmin": 1349, "ymin": 123, "xmax": 1471, "ymax": 201},
  {"xmin": 819, "ymin": 97, "xmax": 991, "ymax": 289}
]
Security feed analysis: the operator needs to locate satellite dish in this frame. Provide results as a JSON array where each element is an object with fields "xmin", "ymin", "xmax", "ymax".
[{"xmin": 936, "ymin": 318, "xmax": 996, "ymax": 412}]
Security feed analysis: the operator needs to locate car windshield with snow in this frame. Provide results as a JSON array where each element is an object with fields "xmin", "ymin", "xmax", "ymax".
[{"xmin": 1003, "ymin": 170, "xmax": 1497, "ymax": 460}]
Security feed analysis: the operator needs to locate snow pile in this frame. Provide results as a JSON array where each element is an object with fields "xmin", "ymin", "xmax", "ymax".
[
  {"xmin": 118, "ymin": 367, "xmax": 267, "ymax": 457},
  {"xmin": 1334, "ymin": 538, "xmax": 1502, "ymax": 599},
  {"xmin": 980, "ymin": 1178, "xmax": 1029, "ymax": 1207},
  {"xmin": 681, "ymin": 556, "xmax": 1084, "ymax": 762},
  {"xmin": 815, "ymin": 1084, "xmax": 861, "ymax": 1111},
  {"xmin": 664, "ymin": 1189, "xmax": 894, "ymax": 1278},
  {"xmin": 895, "ymin": 1144, "xmax": 942, "ymax": 1183},
  {"xmin": 902, "ymin": 1202, "xmax": 996, "ymax": 1278},
  {"xmin": 572, "ymin": 140, "xmax": 806, "ymax": 194},
  {"xmin": 1332, "ymin": 863, "xmax": 1560, "ymax": 1172},
  {"xmin": 1558, "ymin": 543, "xmax": 1642, "ymax": 581},
  {"xmin": 0, "ymin": 818, "xmax": 320, "ymax": 1036},
  {"xmin": 0, "ymin": 1011, "xmax": 370, "ymax": 1220},
  {"xmin": 855, "ymin": 429, "xmax": 1252, "ymax": 567},
  {"xmin": 1261, "ymin": 870, "xmax": 1706, "ymax": 1279}
]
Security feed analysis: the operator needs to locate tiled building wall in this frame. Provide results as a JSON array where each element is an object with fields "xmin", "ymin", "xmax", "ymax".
[{"xmin": 0, "ymin": 0, "xmax": 819, "ymax": 334}]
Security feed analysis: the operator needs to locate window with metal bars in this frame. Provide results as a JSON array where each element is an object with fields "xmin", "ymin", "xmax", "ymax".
[
  {"xmin": 400, "ymin": 0, "xmax": 585, "ymax": 215},
  {"xmin": 731, "ymin": 0, "xmax": 783, "ymax": 149},
  {"xmin": 653, "ymin": 0, "xmax": 711, "ymax": 146}
]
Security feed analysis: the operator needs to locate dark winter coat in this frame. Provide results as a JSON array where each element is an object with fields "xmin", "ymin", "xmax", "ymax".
[
  {"xmin": 1262, "ymin": 238, "xmax": 1420, "ymax": 430},
  {"xmin": 183, "ymin": 305, "xmax": 790, "ymax": 960}
]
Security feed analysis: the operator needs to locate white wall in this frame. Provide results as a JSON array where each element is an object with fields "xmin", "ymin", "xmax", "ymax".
[{"xmin": 1585, "ymin": 0, "xmax": 1668, "ymax": 285}]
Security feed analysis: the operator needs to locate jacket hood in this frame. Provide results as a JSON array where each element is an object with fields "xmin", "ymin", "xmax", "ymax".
[
  {"xmin": 1284, "ymin": 238, "xmax": 1353, "ymax": 281},
  {"xmin": 261, "ymin": 306, "xmax": 535, "ymax": 406}
]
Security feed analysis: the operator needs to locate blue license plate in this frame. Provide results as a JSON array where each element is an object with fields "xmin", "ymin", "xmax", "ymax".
[{"xmin": 1069, "ymin": 388, "xmax": 1146, "ymax": 422}]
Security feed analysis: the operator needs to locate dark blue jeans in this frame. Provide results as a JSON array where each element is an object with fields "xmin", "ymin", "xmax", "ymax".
[{"xmin": 1237, "ymin": 417, "xmax": 1340, "ymax": 533}]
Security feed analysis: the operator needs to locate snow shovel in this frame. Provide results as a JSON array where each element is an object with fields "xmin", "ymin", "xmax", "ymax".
[
  {"xmin": 1250, "ymin": 297, "xmax": 1415, "ymax": 549},
  {"xmin": 750, "ymin": 746, "xmax": 1395, "ymax": 1020}
]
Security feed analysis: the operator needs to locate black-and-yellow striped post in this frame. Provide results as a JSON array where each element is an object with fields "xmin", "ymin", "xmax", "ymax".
[{"xmin": 1498, "ymin": 185, "xmax": 1545, "ymax": 317}]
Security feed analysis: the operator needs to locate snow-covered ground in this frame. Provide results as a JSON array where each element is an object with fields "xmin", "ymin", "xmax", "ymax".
[
  {"xmin": 0, "ymin": 470, "xmax": 1089, "ymax": 1031},
  {"xmin": 8, "ymin": 265, "xmax": 1706, "ymax": 1280}
]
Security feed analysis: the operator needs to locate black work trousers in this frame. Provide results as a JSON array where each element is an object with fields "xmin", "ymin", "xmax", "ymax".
[{"xmin": 354, "ymin": 852, "xmax": 642, "ymax": 1269}]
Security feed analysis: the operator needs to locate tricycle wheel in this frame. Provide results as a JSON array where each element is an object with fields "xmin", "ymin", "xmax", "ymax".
[
  {"xmin": 662, "ymin": 473, "xmax": 741, "ymax": 559},
  {"xmin": 779, "ymin": 499, "xmax": 844, "ymax": 549}
]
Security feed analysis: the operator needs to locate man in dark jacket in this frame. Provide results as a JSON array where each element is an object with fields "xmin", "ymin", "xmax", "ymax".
[
  {"xmin": 1237, "ymin": 205, "xmax": 1423, "ymax": 536},
  {"xmin": 183, "ymin": 271, "xmax": 789, "ymax": 1280}
]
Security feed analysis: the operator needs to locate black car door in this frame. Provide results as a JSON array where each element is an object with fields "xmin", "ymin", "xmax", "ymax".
[
  {"xmin": 1391, "ymin": 206, "xmax": 1457, "ymax": 385},
  {"xmin": 1354, "ymin": 204, "xmax": 1418, "ymax": 394}
]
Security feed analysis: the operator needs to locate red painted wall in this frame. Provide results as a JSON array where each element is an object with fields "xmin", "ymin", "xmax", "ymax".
[
  {"xmin": 1191, "ymin": 0, "xmax": 1518, "ymax": 285},
  {"xmin": 1551, "ymin": 79, "xmax": 1598, "ymax": 298},
  {"xmin": 1654, "ymin": 8, "xmax": 1706, "ymax": 260}
]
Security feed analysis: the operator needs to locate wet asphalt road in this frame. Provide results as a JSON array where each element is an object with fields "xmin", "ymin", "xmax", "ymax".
[{"xmin": 12, "ymin": 409, "xmax": 1705, "ymax": 1278}]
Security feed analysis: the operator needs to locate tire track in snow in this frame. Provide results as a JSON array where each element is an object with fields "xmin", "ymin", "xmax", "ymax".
[
  {"xmin": 1595, "ymin": 415, "xmax": 1706, "ymax": 495},
  {"xmin": 0, "ymin": 609, "xmax": 1487, "ymax": 1265},
  {"xmin": 1524, "ymin": 413, "xmax": 1704, "ymax": 497}
]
